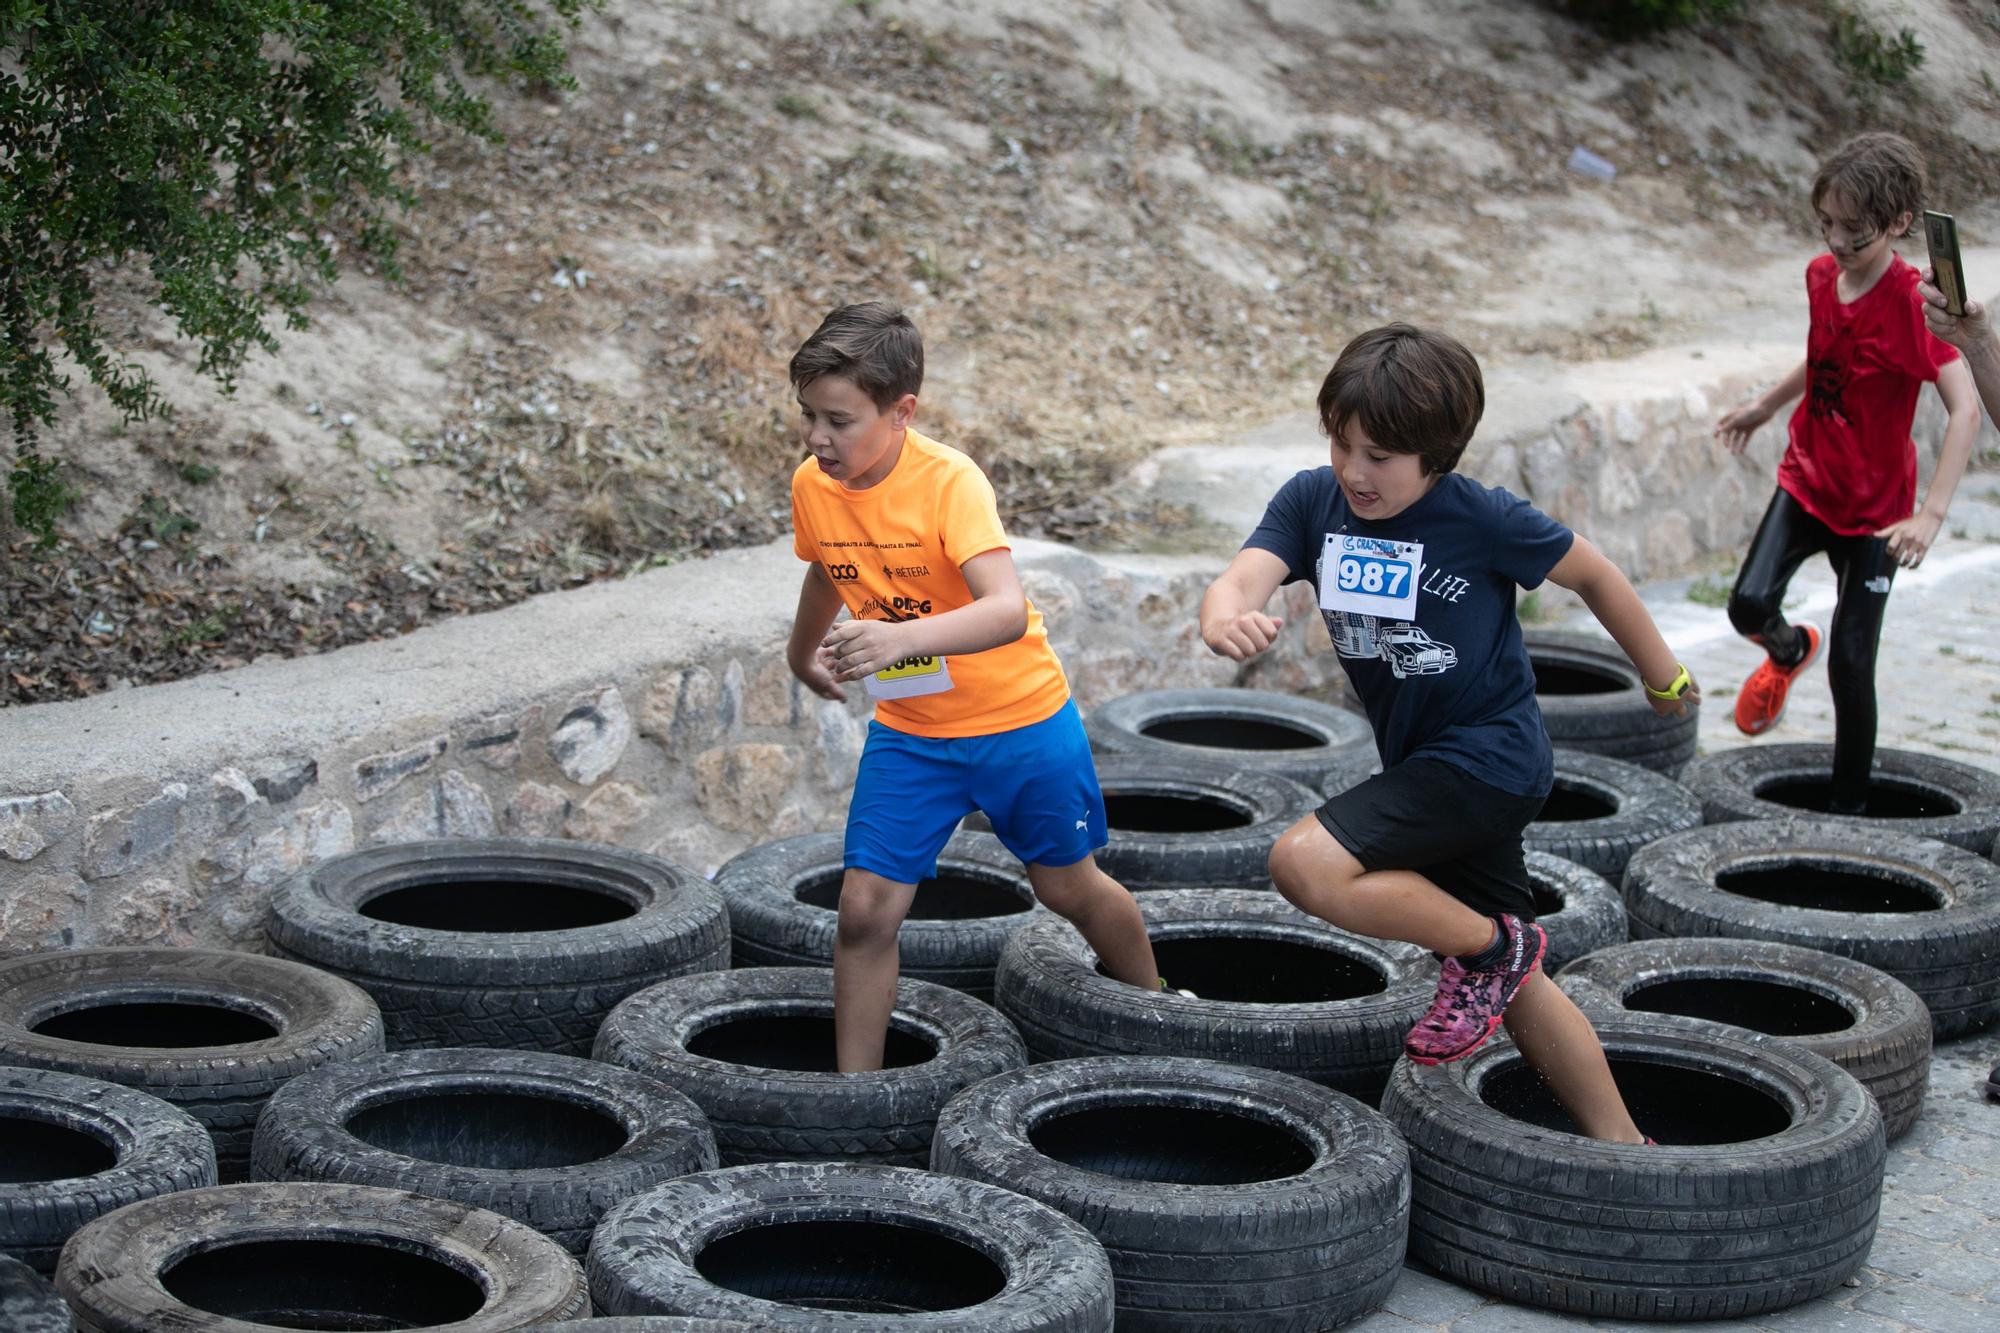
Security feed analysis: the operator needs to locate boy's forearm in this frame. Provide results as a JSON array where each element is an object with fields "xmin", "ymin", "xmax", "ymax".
[
  {"xmin": 1580, "ymin": 573, "xmax": 1681, "ymax": 690},
  {"xmin": 891, "ymin": 594, "xmax": 1028, "ymax": 659},
  {"xmin": 1920, "ymin": 380, "xmax": 1982, "ymax": 521},
  {"xmin": 1758, "ymin": 361, "xmax": 1808, "ymax": 415},
  {"xmin": 787, "ymin": 568, "xmax": 844, "ymax": 672}
]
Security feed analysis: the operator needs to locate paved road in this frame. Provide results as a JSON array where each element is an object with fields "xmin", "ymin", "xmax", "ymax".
[{"xmin": 1351, "ymin": 474, "xmax": 2000, "ymax": 1333}]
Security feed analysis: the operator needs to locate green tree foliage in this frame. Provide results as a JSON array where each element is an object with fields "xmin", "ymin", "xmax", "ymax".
[
  {"xmin": 1, "ymin": 0, "xmax": 596, "ymax": 543},
  {"xmin": 1556, "ymin": 0, "xmax": 1744, "ymax": 37}
]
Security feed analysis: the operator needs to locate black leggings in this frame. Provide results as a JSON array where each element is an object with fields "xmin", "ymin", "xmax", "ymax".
[{"xmin": 1727, "ymin": 488, "xmax": 1897, "ymax": 810}]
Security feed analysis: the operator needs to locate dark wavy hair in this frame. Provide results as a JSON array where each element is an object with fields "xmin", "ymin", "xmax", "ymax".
[
  {"xmin": 1811, "ymin": 132, "xmax": 1927, "ymax": 240},
  {"xmin": 1317, "ymin": 324, "xmax": 1485, "ymax": 476}
]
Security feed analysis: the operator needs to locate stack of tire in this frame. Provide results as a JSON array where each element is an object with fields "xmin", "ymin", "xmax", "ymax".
[{"xmin": 9, "ymin": 650, "xmax": 2000, "ymax": 1331}]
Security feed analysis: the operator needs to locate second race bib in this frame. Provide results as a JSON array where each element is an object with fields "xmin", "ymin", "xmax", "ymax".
[{"xmin": 1319, "ymin": 534, "xmax": 1422, "ymax": 620}]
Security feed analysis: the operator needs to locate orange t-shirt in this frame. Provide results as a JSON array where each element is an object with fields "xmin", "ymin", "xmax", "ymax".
[{"xmin": 791, "ymin": 429, "xmax": 1070, "ymax": 738}]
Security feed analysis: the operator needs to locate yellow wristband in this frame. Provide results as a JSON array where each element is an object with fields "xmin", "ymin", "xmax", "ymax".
[{"xmin": 1644, "ymin": 663, "xmax": 1692, "ymax": 701}]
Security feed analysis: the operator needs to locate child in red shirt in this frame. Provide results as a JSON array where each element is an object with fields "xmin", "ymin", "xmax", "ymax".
[{"xmin": 1715, "ymin": 132, "xmax": 1980, "ymax": 812}]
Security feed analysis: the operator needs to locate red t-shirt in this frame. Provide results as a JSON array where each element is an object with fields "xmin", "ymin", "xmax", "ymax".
[{"xmin": 1778, "ymin": 252, "xmax": 1958, "ymax": 535}]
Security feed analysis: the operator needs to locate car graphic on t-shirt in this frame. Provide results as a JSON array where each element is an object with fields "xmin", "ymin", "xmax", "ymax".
[{"xmin": 1377, "ymin": 624, "xmax": 1458, "ymax": 678}]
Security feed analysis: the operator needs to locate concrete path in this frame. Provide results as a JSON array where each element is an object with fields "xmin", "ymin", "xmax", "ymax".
[{"xmin": 1351, "ymin": 473, "xmax": 2000, "ymax": 1332}]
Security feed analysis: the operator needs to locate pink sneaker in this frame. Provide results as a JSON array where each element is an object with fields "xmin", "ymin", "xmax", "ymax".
[{"xmin": 1404, "ymin": 915, "xmax": 1547, "ymax": 1065}]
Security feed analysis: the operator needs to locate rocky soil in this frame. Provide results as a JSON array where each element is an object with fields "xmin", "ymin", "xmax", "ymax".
[{"xmin": 6, "ymin": 0, "xmax": 1998, "ymax": 705}]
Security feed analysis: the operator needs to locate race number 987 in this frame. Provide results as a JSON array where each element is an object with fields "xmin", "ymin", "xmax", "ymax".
[{"xmin": 1336, "ymin": 554, "xmax": 1412, "ymax": 598}]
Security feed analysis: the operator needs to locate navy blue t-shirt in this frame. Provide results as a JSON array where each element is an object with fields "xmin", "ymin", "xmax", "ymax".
[{"xmin": 1245, "ymin": 469, "xmax": 1574, "ymax": 798}]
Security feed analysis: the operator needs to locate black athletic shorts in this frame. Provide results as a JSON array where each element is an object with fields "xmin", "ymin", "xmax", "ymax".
[{"xmin": 1314, "ymin": 756, "xmax": 1547, "ymax": 921}]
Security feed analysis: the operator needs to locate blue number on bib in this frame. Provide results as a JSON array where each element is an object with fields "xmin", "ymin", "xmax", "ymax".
[{"xmin": 1336, "ymin": 554, "xmax": 1412, "ymax": 599}]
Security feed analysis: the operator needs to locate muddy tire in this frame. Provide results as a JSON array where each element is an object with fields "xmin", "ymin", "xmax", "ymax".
[
  {"xmin": 593, "ymin": 967, "xmax": 1025, "ymax": 1167},
  {"xmin": 0, "ymin": 947, "xmax": 383, "ymax": 1181},
  {"xmin": 931, "ymin": 1055, "xmax": 1408, "ymax": 1331},
  {"xmin": 1523, "ymin": 748, "xmax": 1702, "ymax": 882},
  {"xmin": 1524, "ymin": 851, "xmax": 1626, "ymax": 975},
  {"xmin": 1680, "ymin": 743, "xmax": 2000, "ymax": 855},
  {"xmin": 994, "ymin": 889, "xmax": 1434, "ymax": 1102},
  {"xmin": 587, "ymin": 1162, "xmax": 1115, "ymax": 1330},
  {"xmin": 1623, "ymin": 820, "xmax": 2000, "ymax": 1036},
  {"xmin": 267, "ymin": 837, "xmax": 731, "ymax": 1054},
  {"xmin": 251, "ymin": 1047, "xmax": 718, "ymax": 1253},
  {"xmin": 719, "ymin": 831, "xmax": 1044, "ymax": 1000},
  {"xmin": 0, "ymin": 1256, "xmax": 73, "ymax": 1333},
  {"xmin": 0, "ymin": 1066, "xmax": 216, "ymax": 1272},
  {"xmin": 1558, "ymin": 937, "xmax": 1932, "ymax": 1140},
  {"xmin": 55, "ymin": 1181, "xmax": 588, "ymax": 1330},
  {"xmin": 1087, "ymin": 757, "xmax": 1321, "ymax": 890},
  {"xmin": 1380, "ymin": 1014, "xmax": 1885, "ymax": 1320},
  {"xmin": 1524, "ymin": 629, "xmax": 1698, "ymax": 774},
  {"xmin": 1084, "ymin": 688, "xmax": 1378, "ymax": 793},
  {"xmin": 531, "ymin": 1320, "xmax": 757, "ymax": 1332}
]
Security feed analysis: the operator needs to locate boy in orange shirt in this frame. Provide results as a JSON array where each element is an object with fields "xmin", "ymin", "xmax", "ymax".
[{"xmin": 785, "ymin": 302, "xmax": 1163, "ymax": 1071}]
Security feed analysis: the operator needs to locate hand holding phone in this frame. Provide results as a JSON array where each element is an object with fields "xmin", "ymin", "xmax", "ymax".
[{"xmin": 1924, "ymin": 210, "xmax": 1968, "ymax": 318}]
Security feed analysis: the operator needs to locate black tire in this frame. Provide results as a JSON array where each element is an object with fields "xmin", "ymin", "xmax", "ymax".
[
  {"xmin": 931, "ymin": 1055, "xmax": 1408, "ymax": 1331},
  {"xmin": 1524, "ymin": 851, "xmax": 1627, "ymax": 975},
  {"xmin": 55, "ymin": 1181, "xmax": 588, "ymax": 1330},
  {"xmin": 1680, "ymin": 742, "xmax": 2000, "ymax": 854},
  {"xmin": 1380, "ymin": 1013, "xmax": 1886, "ymax": 1320},
  {"xmin": 1524, "ymin": 629, "xmax": 1698, "ymax": 774},
  {"xmin": 587, "ymin": 1162, "xmax": 1115, "ymax": 1330},
  {"xmin": 0, "ymin": 948, "xmax": 383, "ymax": 1181},
  {"xmin": 1, "ymin": 1066, "xmax": 216, "ymax": 1273},
  {"xmin": 250, "ymin": 1047, "xmax": 718, "ymax": 1253},
  {"xmin": 266, "ymin": 837, "xmax": 731, "ymax": 1055},
  {"xmin": 1557, "ymin": 936, "xmax": 1933, "ymax": 1140},
  {"xmin": 994, "ymin": 889, "xmax": 1434, "ymax": 1102},
  {"xmin": 1623, "ymin": 820, "xmax": 2000, "ymax": 1036},
  {"xmin": 1523, "ymin": 748, "xmax": 1702, "ymax": 883},
  {"xmin": 593, "ymin": 967, "xmax": 1025, "ymax": 1166},
  {"xmin": 1, "ymin": 1253, "xmax": 76, "ymax": 1332},
  {"xmin": 718, "ymin": 831, "xmax": 1045, "ymax": 1000},
  {"xmin": 531, "ymin": 1321, "xmax": 756, "ymax": 1332},
  {"xmin": 1089, "ymin": 756, "xmax": 1321, "ymax": 890},
  {"xmin": 1084, "ymin": 688, "xmax": 1378, "ymax": 792}
]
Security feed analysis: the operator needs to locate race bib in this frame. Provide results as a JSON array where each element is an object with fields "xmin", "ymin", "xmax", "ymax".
[
  {"xmin": 1319, "ymin": 534, "xmax": 1422, "ymax": 620},
  {"xmin": 864, "ymin": 654, "xmax": 955, "ymax": 701}
]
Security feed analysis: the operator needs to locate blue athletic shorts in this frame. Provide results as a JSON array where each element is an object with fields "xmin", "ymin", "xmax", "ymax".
[{"xmin": 844, "ymin": 700, "xmax": 1109, "ymax": 884}]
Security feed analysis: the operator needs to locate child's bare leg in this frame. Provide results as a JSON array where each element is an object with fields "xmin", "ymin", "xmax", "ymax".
[
  {"xmin": 1502, "ymin": 972, "xmax": 1645, "ymax": 1143},
  {"xmin": 833, "ymin": 867, "xmax": 919, "ymax": 1073},
  {"xmin": 1268, "ymin": 816, "xmax": 1494, "ymax": 956},
  {"xmin": 1026, "ymin": 855, "xmax": 1160, "ymax": 989}
]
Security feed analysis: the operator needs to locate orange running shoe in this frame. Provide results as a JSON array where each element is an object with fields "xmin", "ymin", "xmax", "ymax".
[{"xmin": 1734, "ymin": 623, "xmax": 1822, "ymax": 736}]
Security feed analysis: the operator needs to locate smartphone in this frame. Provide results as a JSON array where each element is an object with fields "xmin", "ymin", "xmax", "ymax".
[{"xmin": 1924, "ymin": 209, "xmax": 1968, "ymax": 317}]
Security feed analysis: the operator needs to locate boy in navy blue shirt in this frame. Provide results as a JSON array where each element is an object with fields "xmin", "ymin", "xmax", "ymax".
[{"xmin": 1201, "ymin": 324, "xmax": 1698, "ymax": 1142}]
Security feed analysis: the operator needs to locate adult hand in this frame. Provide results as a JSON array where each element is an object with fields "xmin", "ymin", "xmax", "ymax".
[
  {"xmin": 1875, "ymin": 511, "xmax": 1944, "ymax": 570},
  {"xmin": 1713, "ymin": 401, "xmax": 1772, "ymax": 456},
  {"xmin": 1918, "ymin": 270, "xmax": 1994, "ymax": 351},
  {"xmin": 1201, "ymin": 609, "xmax": 1284, "ymax": 661}
]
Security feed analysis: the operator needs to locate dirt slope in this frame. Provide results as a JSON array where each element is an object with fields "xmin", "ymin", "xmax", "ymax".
[{"xmin": 5, "ymin": 0, "xmax": 1997, "ymax": 704}]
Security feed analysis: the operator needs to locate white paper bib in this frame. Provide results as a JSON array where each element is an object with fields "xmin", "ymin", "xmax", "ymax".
[
  {"xmin": 1319, "ymin": 534, "xmax": 1423, "ymax": 620},
  {"xmin": 864, "ymin": 654, "xmax": 955, "ymax": 701}
]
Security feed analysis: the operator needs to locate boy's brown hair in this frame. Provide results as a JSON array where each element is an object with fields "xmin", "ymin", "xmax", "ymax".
[
  {"xmin": 788, "ymin": 301, "xmax": 924, "ymax": 409},
  {"xmin": 1811, "ymin": 132, "xmax": 1927, "ymax": 239},
  {"xmin": 1317, "ymin": 323, "xmax": 1485, "ymax": 476}
]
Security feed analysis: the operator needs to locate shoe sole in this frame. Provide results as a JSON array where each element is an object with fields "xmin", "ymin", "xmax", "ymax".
[
  {"xmin": 1404, "ymin": 926, "xmax": 1548, "ymax": 1066},
  {"xmin": 1735, "ymin": 629, "xmax": 1823, "ymax": 737}
]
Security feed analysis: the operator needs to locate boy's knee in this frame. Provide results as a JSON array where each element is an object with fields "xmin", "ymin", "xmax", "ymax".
[
  {"xmin": 835, "ymin": 873, "xmax": 906, "ymax": 946},
  {"xmin": 1269, "ymin": 825, "xmax": 1348, "ymax": 907},
  {"xmin": 1026, "ymin": 859, "xmax": 1104, "ymax": 917},
  {"xmin": 1726, "ymin": 589, "xmax": 1775, "ymax": 638}
]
